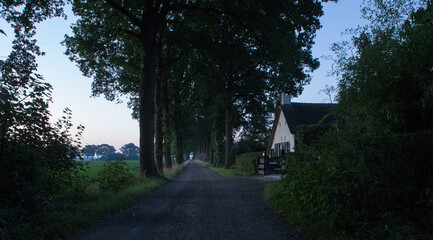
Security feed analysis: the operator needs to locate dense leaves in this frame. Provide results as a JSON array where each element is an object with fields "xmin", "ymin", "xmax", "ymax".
[
  {"xmin": 64, "ymin": 0, "xmax": 334, "ymax": 172},
  {"xmin": 119, "ymin": 142, "xmax": 139, "ymax": 160},
  {"xmin": 82, "ymin": 144, "xmax": 96, "ymax": 160},
  {"xmin": 276, "ymin": 1, "xmax": 433, "ymax": 238},
  {"xmin": 0, "ymin": 1, "xmax": 84, "ymax": 238},
  {"xmin": 96, "ymin": 159, "xmax": 133, "ymax": 190}
]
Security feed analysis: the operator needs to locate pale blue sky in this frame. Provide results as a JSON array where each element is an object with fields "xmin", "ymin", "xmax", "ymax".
[{"xmin": 0, "ymin": 0, "xmax": 365, "ymax": 150}]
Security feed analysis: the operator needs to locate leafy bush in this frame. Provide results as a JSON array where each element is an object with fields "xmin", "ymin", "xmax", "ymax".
[
  {"xmin": 275, "ymin": 124, "xmax": 433, "ymax": 239},
  {"xmin": 96, "ymin": 159, "xmax": 133, "ymax": 190},
  {"xmin": 235, "ymin": 152, "xmax": 260, "ymax": 175},
  {"xmin": 270, "ymin": 3, "xmax": 433, "ymax": 238}
]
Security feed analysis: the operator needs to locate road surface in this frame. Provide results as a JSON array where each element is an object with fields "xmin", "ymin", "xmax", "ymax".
[{"xmin": 74, "ymin": 160, "xmax": 307, "ymax": 240}]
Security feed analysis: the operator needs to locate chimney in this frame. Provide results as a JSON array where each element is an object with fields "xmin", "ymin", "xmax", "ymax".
[{"xmin": 281, "ymin": 92, "xmax": 291, "ymax": 105}]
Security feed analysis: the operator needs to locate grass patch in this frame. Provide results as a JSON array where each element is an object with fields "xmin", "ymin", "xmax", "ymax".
[
  {"xmin": 196, "ymin": 160, "xmax": 238, "ymax": 177},
  {"xmin": 55, "ymin": 160, "xmax": 188, "ymax": 238},
  {"xmin": 209, "ymin": 166, "xmax": 237, "ymax": 177},
  {"xmin": 196, "ymin": 151, "xmax": 261, "ymax": 177},
  {"xmin": 80, "ymin": 160, "xmax": 140, "ymax": 181}
]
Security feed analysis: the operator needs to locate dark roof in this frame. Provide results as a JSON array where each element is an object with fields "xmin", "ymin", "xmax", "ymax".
[{"xmin": 281, "ymin": 102, "xmax": 335, "ymax": 134}]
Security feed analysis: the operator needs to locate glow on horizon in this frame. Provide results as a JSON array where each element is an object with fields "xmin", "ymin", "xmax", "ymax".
[{"xmin": 0, "ymin": 0, "xmax": 365, "ymax": 150}]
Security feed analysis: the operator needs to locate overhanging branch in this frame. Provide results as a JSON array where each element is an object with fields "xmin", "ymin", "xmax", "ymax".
[{"xmin": 103, "ymin": 0, "xmax": 142, "ymax": 28}]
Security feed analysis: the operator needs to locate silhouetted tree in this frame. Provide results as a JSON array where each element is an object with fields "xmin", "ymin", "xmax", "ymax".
[
  {"xmin": 95, "ymin": 144, "xmax": 116, "ymax": 160},
  {"xmin": 82, "ymin": 144, "xmax": 96, "ymax": 160},
  {"xmin": 120, "ymin": 143, "xmax": 139, "ymax": 160}
]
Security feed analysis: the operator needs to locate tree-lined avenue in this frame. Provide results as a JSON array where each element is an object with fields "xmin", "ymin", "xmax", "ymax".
[{"xmin": 75, "ymin": 161, "xmax": 307, "ymax": 240}]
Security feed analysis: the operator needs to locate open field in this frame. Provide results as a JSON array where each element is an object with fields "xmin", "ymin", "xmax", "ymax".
[{"xmin": 80, "ymin": 160, "xmax": 140, "ymax": 181}]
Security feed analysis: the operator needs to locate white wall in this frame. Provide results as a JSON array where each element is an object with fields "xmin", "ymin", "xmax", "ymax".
[{"xmin": 270, "ymin": 112, "xmax": 295, "ymax": 153}]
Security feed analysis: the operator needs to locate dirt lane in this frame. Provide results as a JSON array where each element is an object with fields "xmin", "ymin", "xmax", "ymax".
[{"xmin": 74, "ymin": 160, "xmax": 307, "ymax": 240}]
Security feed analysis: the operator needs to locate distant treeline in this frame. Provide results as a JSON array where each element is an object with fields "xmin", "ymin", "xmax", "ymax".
[{"xmin": 82, "ymin": 143, "xmax": 139, "ymax": 160}]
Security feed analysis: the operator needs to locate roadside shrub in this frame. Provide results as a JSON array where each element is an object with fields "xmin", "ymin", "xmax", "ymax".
[
  {"xmin": 235, "ymin": 152, "xmax": 260, "ymax": 175},
  {"xmin": 270, "ymin": 3, "xmax": 433, "ymax": 239},
  {"xmin": 278, "ymin": 121, "xmax": 433, "ymax": 239},
  {"xmin": 96, "ymin": 159, "xmax": 133, "ymax": 190}
]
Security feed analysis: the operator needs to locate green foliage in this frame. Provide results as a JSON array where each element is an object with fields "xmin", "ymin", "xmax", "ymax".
[
  {"xmin": 269, "ymin": 1, "xmax": 433, "ymax": 239},
  {"xmin": 0, "ymin": 1, "xmax": 88, "ymax": 239},
  {"xmin": 53, "ymin": 160, "xmax": 188, "ymax": 237},
  {"xmin": 96, "ymin": 159, "xmax": 133, "ymax": 191},
  {"xmin": 119, "ymin": 142, "xmax": 139, "ymax": 160},
  {"xmin": 235, "ymin": 152, "xmax": 261, "ymax": 175},
  {"xmin": 82, "ymin": 144, "xmax": 96, "ymax": 160},
  {"xmin": 64, "ymin": 0, "xmax": 336, "ymax": 170},
  {"xmin": 209, "ymin": 166, "xmax": 238, "ymax": 178}
]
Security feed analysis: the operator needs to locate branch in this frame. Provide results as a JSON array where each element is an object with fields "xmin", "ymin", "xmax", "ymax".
[
  {"xmin": 169, "ymin": 3, "xmax": 230, "ymax": 15},
  {"xmin": 162, "ymin": 46, "xmax": 192, "ymax": 68},
  {"xmin": 103, "ymin": 0, "xmax": 142, "ymax": 27},
  {"xmin": 169, "ymin": 3, "xmax": 259, "ymax": 37},
  {"xmin": 118, "ymin": 27, "xmax": 141, "ymax": 39}
]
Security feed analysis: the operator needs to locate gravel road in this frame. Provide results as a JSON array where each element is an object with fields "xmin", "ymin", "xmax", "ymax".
[{"xmin": 74, "ymin": 160, "xmax": 307, "ymax": 240}]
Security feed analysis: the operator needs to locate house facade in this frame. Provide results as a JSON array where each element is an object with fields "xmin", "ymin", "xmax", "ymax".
[{"xmin": 267, "ymin": 93, "xmax": 335, "ymax": 158}]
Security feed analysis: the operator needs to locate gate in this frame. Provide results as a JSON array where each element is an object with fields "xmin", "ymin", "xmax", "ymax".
[{"xmin": 257, "ymin": 156, "xmax": 283, "ymax": 175}]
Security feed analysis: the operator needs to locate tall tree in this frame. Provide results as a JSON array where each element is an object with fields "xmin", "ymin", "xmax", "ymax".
[
  {"xmin": 65, "ymin": 0, "xmax": 334, "ymax": 173},
  {"xmin": 64, "ymin": 0, "xmax": 173, "ymax": 176},
  {"xmin": 186, "ymin": 1, "xmax": 327, "ymax": 167}
]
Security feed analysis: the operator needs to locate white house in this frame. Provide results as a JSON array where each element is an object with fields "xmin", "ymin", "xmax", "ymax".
[{"xmin": 267, "ymin": 93, "xmax": 335, "ymax": 158}]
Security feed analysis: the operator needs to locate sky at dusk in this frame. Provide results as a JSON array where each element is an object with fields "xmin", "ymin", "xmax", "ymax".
[{"xmin": 0, "ymin": 0, "xmax": 366, "ymax": 150}]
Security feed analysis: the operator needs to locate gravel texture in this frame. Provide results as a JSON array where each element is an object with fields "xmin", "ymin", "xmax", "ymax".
[{"xmin": 74, "ymin": 160, "xmax": 308, "ymax": 240}]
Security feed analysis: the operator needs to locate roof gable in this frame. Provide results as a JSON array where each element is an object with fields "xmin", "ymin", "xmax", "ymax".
[{"xmin": 281, "ymin": 102, "xmax": 335, "ymax": 134}]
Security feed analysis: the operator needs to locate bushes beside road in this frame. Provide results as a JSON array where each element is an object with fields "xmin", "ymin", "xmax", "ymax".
[
  {"xmin": 52, "ymin": 160, "xmax": 187, "ymax": 238},
  {"xmin": 266, "ymin": 2, "xmax": 433, "ymax": 239},
  {"xmin": 235, "ymin": 152, "xmax": 260, "ymax": 175}
]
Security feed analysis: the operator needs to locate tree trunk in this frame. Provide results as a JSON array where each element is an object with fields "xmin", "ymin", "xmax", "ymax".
[
  {"xmin": 139, "ymin": 37, "xmax": 159, "ymax": 176},
  {"xmin": 162, "ymin": 70, "xmax": 172, "ymax": 168},
  {"xmin": 173, "ymin": 100, "xmax": 184, "ymax": 164},
  {"xmin": 154, "ymin": 68, "xmax": 164, "ymax": 174},
  {"xmin": 225, "ymin": 78, "xmax": 234, "ymax": 169},
  {"xmin": 211, "ymin": 122, "xmax": 223, "ymax": 167},
  {"xmin": 175, "ymin": 126, "xmax": 184, "ymax": 164}
]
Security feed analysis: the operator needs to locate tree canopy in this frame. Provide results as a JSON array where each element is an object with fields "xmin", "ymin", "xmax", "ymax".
[
  {"xmin": 120, "ymin": 142, "xmax": 139, "ymax": 160},
  {"xmin": 64, "ymin": 0, "xmax": 334, "ymax": 173}
]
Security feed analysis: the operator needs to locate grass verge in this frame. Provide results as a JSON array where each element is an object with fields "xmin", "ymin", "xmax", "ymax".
[
  {"xmin": 55, "ymin": 160, "xmax": 189, "ymax": 238},
  {"xmin": 196, "ymin": 160, "xmax": 238, "ymax": 177}
]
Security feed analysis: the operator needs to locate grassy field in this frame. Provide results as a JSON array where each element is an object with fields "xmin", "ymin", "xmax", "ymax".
[
  {"xmin": 80, "ymin": 160, "xmax": 140, "ymax": 181},
  {"xmin": 55, "ymin": 160, "xmax": 188, "ymax": 238}
]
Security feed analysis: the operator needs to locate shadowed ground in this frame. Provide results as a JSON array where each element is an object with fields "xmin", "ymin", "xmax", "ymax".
[{"xmin": 74, "ymin": 160, "xmax": 307, "ymax": 240}]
